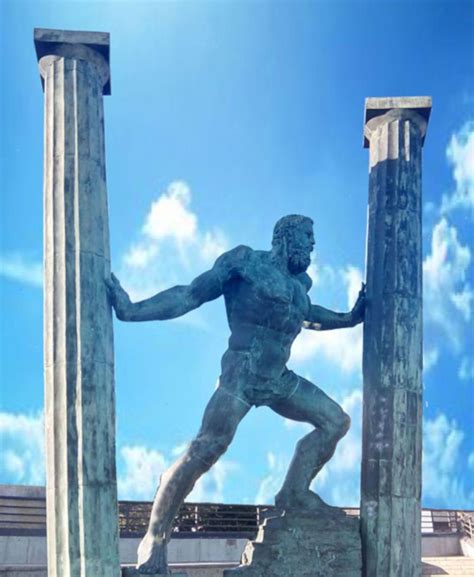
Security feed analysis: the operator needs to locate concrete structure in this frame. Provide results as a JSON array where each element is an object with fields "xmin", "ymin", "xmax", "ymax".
[
  {"xmin": 34, "ymin": 29, "xmax": 119, "ymax": 577},
  {"xmin": 1, "ymin": 536, "xmax": 473, "ymax": 577},
  {"xmin": 1, "ymin": 534, "xmax": 465, "ymax": 567},
  {"xmin": 1, "ymin": 485, "xmax": 472, "ymax": 577},
  {"xmin": 361, "ymin": 97, "xmax": 432, "ymax": 577},
  {"xmin": 0, "ymin": 535, "xmax": 246, "ymax": 572}
]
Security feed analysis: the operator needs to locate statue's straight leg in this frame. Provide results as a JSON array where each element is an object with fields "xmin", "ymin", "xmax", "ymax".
[
  {"xmin": 137, "ymin": 386, "xmax": 250, "ymax": 573},
  {"xmin": 271, "ymin": 375, "xmax": 350, "ymax": 509}
]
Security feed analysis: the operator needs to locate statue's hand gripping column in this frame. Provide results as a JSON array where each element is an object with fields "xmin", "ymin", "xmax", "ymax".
[{"xmin": 34, "ymin": 29, "xmax": 119, "ymax": 577}]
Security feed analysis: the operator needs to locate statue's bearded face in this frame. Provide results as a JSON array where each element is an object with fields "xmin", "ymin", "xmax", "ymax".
[{"xmin": 286, "ymin": 221, "xmax": 315, "ymax": 274}]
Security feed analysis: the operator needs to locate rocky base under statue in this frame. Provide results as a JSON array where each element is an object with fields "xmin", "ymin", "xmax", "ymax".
[{"xmin": 224, "ymin": 505, "xmax": 362, "ymax": 577}]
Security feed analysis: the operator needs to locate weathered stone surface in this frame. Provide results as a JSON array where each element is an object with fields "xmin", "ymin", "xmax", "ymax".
[
  {"xmin": 34, "ymin": 28, "xmax": 111, "ymax": 94},
  {"xmin": 35, "ymin": 29, "xmax": 119, "ymax": 577},
  {"xmin": 363, "ymin": 97, "xmax": 431, "ymax": 147},
  {"xmin": 223, "ymin": 509, "xmax": 361, "ymax": 577},
  {"xmin": 361, "ymin": 97, "xmax": 431, "ymax": 577}
]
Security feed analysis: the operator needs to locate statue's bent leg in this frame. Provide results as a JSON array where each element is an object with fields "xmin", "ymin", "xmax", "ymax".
[
  {"xmin": 270, "ymin": 375, "xmax": 350, "ymax": 512},
  {"xmin": 137, "ymin": 386, "xmax": 250, "ymax": 574}
]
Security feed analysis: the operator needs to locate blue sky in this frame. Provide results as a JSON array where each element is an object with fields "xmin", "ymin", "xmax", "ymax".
[{"xmin": 1, "ymin": 0, "xmax": 473, "ymax": 510}]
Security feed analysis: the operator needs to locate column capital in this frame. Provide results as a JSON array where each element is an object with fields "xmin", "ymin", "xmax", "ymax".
[
  {"xmin": 34, "ymin": 28, "xmax": 111, "ymax": 95},
  {"xmin": 363, "ymin": 96, "xmax": 432, "ymax": 148}
]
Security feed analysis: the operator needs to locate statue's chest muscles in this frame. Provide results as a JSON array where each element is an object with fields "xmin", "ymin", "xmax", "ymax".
[{"xmin": 232, "ymin": 264, "xmax": 309, "ymax": 323}]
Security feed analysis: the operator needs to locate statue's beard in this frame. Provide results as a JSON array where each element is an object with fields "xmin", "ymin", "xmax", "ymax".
[{"xmin": 288, "ymin": 247, "xmax": 311, "ymax": 274}]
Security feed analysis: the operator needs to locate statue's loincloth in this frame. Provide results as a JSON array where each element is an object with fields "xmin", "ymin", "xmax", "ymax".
[{"xmin": 218, "ymin": 349, "xmax": 299, "ymax": 407}]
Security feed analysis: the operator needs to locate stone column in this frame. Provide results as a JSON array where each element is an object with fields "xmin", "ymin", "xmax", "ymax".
[
  {"xmin": 360, "ymin": 97, "xmax": 431, "ymax": 577},
  {"xmin": 34, "ymin": 29, "xmax": 119, "ymax": 577}
]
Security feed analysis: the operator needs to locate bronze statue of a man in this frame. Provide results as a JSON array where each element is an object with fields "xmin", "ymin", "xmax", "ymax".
[{"xmin": 107, "ymin": 214, "xmax": 365, "ymax": 574}]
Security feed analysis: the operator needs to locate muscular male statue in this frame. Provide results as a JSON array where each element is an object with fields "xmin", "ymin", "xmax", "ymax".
[{"xmin": 107, "ymin": 214, "xmax": 365, "ymax": 574}]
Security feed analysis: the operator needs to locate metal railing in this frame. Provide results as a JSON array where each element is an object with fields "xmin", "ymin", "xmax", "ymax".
[
  {"xmin": 458, "ymin": 511, "xmax": 474, "ymax": 539},
  {"xmin": 421, "ymin": 509, "xmax": 459, "ymax": 535},
  {"xmin": 0, "ymin": 488, "xmax": 472, "ymax": 539},
  {"xmin": 119, "ymin": 501, "xmax": 268, "ymax": 537}
]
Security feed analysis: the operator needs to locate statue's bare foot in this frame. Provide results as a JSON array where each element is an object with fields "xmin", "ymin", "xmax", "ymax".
[
  {"xmin": 275, "ymin": 489, "xmax": 344, "ymax": 516},
  {"xmin": 137, "ymin": 532, "xmax": 168, "ymax": 575}
]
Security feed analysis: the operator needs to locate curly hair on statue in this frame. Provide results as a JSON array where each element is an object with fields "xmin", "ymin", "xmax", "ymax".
[{"xmin": 272, "ymin": 214, "xmax": 314, "ymax": 248}]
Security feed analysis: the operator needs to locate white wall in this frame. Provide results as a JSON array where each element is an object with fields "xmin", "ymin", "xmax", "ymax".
[{"xmin": 1, "ymin": 533, "xmax": 468, "ymax": 567}]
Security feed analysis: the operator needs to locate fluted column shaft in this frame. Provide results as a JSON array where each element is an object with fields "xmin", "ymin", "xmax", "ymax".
[
  {"xmin": 35, "ymin": 29, "xmax": 119, "ymax": 577},
  {"xmin": 361, "ymin": 98, "xmax": 431, "ymax": 577}
]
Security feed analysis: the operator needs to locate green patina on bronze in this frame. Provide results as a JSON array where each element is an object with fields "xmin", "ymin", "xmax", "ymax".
[{"xmin": 107, "ymin": 214, "xmax": 365, "ymax": 574}]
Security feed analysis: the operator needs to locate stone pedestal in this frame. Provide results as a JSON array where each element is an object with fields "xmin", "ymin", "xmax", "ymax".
[
  {"xmin": 34, "ymin": 28, "xmax": 119, "ymax": 577},
  {"xmin": 224, "ymin": 509, "xmax": 361, "ymax": 577},
  {"xmin": 361, "ymin": 97, "xmax": 431, "ymax": 577}
]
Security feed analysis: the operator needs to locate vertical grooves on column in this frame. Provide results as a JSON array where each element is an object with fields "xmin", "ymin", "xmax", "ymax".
[
  {"xmin": 44, "ymin": 58, "xmax": 56, "ymax": 577},
  {"xmin": 72, "ymin": 58, "xmax": 86, "ymax": 576},
  {"xmin": 56, "ymin": 56, "xmax": 69, "ymax": 577},
  {"xmin": 99, "ymin": 93, "xmax": 111, "ymax": 263},
  {"xmin": 72, "ymin": 59, "xmax": 89, "ymax": 574},
  {"xmin": 65, "ymin": 56, "xmax": 81, "ymax": 575},
  {"xmin": 380, "ymin": 121, "xmax": 393, "ymax": 576},
  {"xmin": 45, "ymin": 56, "xmax": 69, "ymax": 577},
  {"xmin": 410, "ymin": 120, "xmax": 423, "ymax": 577}
]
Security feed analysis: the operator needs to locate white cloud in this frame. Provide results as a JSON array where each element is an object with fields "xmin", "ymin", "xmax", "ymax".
[
  {"xmin": 0, "ymin": 411, "xmax": 45, "ymax": 484},
  {"xmin": 118, "ymin": 445, "xmax": 168, "ymax": 500},
  {"xmin": 0, "ymin": 253, "xmax": 43, "ymax": 287},
  {"xmin": 468, "ymin": 452, "xmax": 474, "ymax": 470},
  {"xmin": 171, "ymin": 442, "xmax": 190, "ymax": 457},
  {"xmin": 292, "ymin": 324, "xmax": 362, "ymax": 373},
  {"xmin": 283, "ymin": 418, "xmax": 312, "ymax": 433},
  {"xmin": 423, "ymin": 413, "xmax": 474, "ymax": 508},
  {"xmin": 306, "ymin": 261, "xmax": 318, "ymax": 285},
  {"xmin": 0, "ymin": 411, "xmax": 237, "ymax": 504},
  {"xmin": 324, "ymin": 399, "xmax": 474, "ymax": 509},
  {"xmin": 343, "ymin": 266, "xmax": 364, "ymax": 309},
  {"xmin": 312, "ymin": 388, "xmax": 363, "ymax": 507},
  {"xmin": 4, "ymin": 451, "xmax": 27, "ymax": 478},
  {"xmin": 308, "ymin": 262, "xmax": 337, "ymax": 288},
  {"xmin": 451, "ymin": 290, "xmax": 473, "ymax": 322},
  {"xmin": 117, "ymin": 442, "xmax": 237, "ymax": 503},
  {"xmin": 423, "ymin": 347, "xmax": 439, "ymax": 373},
  {"xmin": 188, "ymin": 460, "xmax": 239, "ymax": 503},
  {"xmin": 333, "ymin": 389, "xmax": 363, "ymax": 473},
  {"xmin": 458, "ymin": 356, "xmax": 474, "ymax": 382},
  {"xmin": 423, "ymin": 218, "xmax": 473, "ymax": 351},
  {"xmin": 118, "ymin": 181, "xmax": 229, "ymax": 307},
  {"xmin": 276, "ymin": 396, "xmax": 474, "ymax": 509},
  {"xmin": 442, "ymin": 122, "xmax": 474, "ymax": 214},
  {"xmin": 255, "ymin": 451, "xmax": 289, "ymax": 505},
  {"xmin": 142, "ymin": 181, "xmax": 197, "ymax": 243},
  {"xmin": 200, "ymin": 229, "xmax": 229, "ymax": 262},
  {"xmin": 123, "ymin": 243, "xmax": 158, "ymax": 269},
  {"xmin": 291, "ymin": 266, "xmax": 363, "ymax": 373}
]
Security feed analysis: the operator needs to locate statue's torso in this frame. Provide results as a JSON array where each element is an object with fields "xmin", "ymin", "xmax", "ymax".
[{"xmin": 222, "ymin": 249, "xmax": 310, "ymax": 380}]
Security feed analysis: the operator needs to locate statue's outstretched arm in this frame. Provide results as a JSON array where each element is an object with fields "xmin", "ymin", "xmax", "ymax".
[
  {"xmin": 304, "ymin": 283, "xmax": 366, "ymax": 331},
  {"xmin": 106, "ymin": 245, "xmax": 250, "ymax": 322},
  {"xmin": 106, "ymin": 269, "xmax": 222, "ymax": 322}
]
